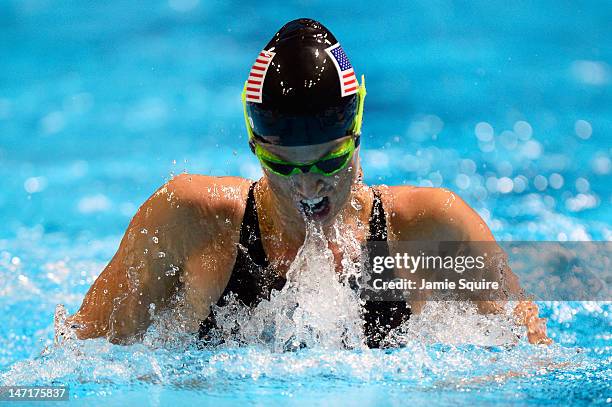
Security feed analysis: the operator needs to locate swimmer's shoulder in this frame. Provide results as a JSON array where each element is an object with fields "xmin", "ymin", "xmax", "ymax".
[
  {"xmin": 158, "ymin": 173, "xmax": 253, "ymax": 233},
  {"xmin": 384, "ymin": 185, "xmax": 461, "ymax": 213},
  {"xmin": 381, "ymin": 185, "xmax": 480, "ymax": 240},
  {"xmin": 377, "ymin": 184, "xmax": 458, "ymax": 215}
]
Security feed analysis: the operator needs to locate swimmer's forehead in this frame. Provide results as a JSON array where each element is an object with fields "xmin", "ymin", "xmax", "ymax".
[{"xmin": 257, "ymin": 136, "xmax": 353, "ymax": 162}]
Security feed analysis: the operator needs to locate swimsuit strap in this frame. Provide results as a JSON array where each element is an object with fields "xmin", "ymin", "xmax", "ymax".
[
  {"xmin": 198, "ymin": 181, "xmax": 274, "ymax": 341},
  {"xmin": 213, "ymin": 181, "xmax": 274, "ymax": 308},
  {"xmin": 238, "ymin": 181, "xmax": 269, "ymax": 268},
  {"xmin": 368, "ymin": 187, "xmax": 388, "ymax": 241},
  {"xmin": 364, "ymin": 187, "xmax": 411, "ymax": 348}
]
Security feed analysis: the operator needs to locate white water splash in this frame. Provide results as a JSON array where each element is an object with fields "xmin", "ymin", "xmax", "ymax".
[
  {"xmin": 384, "ymin": 301, "xmax": 522, "ymax": 347},
  {"xmin": 209, "ymin": 222, "xmax": 366, "ymax": 351}
]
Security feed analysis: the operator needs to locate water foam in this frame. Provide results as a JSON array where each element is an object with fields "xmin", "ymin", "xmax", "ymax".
[{"xmin": 207, "ymin": 222, "xmax": 366, "ymax": 351}]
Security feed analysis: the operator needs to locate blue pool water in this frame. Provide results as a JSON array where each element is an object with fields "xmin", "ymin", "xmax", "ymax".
[{"xmin": 0, "ymin": 0, "xmax": 610, "ymax": 405}]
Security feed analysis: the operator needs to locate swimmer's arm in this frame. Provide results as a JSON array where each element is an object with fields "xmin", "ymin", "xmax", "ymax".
[
  {"xmin": 391, "ymin": 186, "xmax": 552, "ymax": 345},
  {"xmin": 67, "ymin": 175, "xmax": 223, "ymax": 343},
  {"xmin": 422, "ymin": 188, "xmax": 552, "ymax": 344}
]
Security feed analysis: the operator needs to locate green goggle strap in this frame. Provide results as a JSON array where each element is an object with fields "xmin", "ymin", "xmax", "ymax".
[
  {"xmin": 353, "ymin": 75, "xmax": 366, "ymax": 135},
  {"xmin": 241, "ymin": 74, "xmax": 367, "ymax": 144},
  {"xmin": 241, "ymin": 85, "xmax": 255, "ymax": 141}
]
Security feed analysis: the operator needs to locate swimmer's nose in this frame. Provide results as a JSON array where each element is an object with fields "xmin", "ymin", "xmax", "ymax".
[{"xmin": 291, "ymin": 173, "xmax": 327, "ymax": 198}]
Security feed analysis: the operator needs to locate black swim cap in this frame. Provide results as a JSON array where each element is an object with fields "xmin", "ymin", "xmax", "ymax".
[{"xmin": 244, "ymin": 18, "xmax": 359, "ymax": 147}]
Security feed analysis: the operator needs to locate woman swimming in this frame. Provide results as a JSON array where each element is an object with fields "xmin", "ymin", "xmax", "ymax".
[{"xmin": 66, "ymin": 18, "xmax": 551, "ymax": 347}]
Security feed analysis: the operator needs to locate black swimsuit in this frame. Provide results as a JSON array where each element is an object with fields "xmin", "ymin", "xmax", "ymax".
[{"xmin": 198, "ymin": 182, "xmax": 411, "ymax": 348}]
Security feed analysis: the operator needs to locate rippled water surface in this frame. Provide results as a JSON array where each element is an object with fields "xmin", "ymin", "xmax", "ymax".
[{"xmin": 1, "ymin": 0, "xmax": 610, "ymax": 405}]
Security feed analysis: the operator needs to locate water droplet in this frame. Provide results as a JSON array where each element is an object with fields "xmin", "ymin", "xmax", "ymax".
[
  {"xmin": 549, "ymin": 173, "xmax": 564, "ymax": 189},
  {"xmin": 152, "ymin": 236, "xmax": 159, "ymax": 244},
  {"xmin": 575, "ymin": 177, "xmax": 590, "ymax": 193},
  {"xmin": 158, "ymin": 252, "xmax": 166, "ymax": 258},
  {"xmin": 456, "ymin": 174, "xmax": 470, "ymax": 190},
  {"xmin": 574, "ymin": 119, "xmax": 592, "ymax": 139},
  {"xmin": 534, "ymin": 175, "xmax": 548, "ymax": 191},
  {"xmin": 497, "ymin": 177, "xmax": 514, "ymax": 194},
  {"xmin": 475, "ymin": 122, "xmax": 494, "ymax": 141},
  {"xmin": 513, "ymin": 121, "xmax": 532, "ymax": 140},
  {"xmin": 141, "ymin": 228, "xmax": 148, "ymax": 234},
  {"xmin": 165, "ymin": 264, "xmax": 179, "ymax": 276}
]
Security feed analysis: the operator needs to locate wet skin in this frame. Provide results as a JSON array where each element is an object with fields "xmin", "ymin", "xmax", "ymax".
[{"xmin": 67, "ymin": 137, "xmax": 552, "ymax": 345}]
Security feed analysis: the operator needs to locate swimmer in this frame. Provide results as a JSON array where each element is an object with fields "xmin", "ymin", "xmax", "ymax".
[{"xmin": 67, "ymin": 18, "xmax": 552, "ymax": 347}]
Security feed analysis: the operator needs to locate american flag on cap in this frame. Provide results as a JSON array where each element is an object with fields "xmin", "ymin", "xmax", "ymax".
[
  {"xmin": 245, "ymin": 50, "xmax": 275, "ymax": 103},
  {"xmin": 325, "ymin": 43, "xmax": 358, "ymax": 97}
]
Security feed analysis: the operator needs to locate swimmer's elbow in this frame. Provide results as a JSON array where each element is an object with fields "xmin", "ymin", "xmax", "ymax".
[
  {"xmin": 66, "ymin": 313, "xmax": 107, "ymax": 340},
  {"xmin": 67, "ymin": 312, "xmax": 148, "ymax": 344}
]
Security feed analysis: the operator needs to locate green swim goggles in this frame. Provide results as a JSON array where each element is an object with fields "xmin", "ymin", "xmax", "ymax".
[
  {"xmin": 241, "ymin": 75, "xmax": 367, "ymax": 177},
  {"xmin": 251, "ymin": 136, "xmax": 360, "ymax": 177}
]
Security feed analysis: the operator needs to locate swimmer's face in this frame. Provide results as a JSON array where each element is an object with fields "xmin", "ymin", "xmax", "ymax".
[{"xmin": 257, "ymin": 136, "xmax": 359, "ymax": 226}]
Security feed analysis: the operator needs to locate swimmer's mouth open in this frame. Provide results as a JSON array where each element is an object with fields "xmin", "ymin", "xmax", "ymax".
[{"xmin": 299, "ymin": 196, "xmax": 331, "ymax": 220}]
